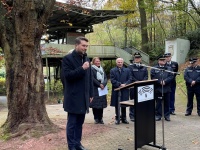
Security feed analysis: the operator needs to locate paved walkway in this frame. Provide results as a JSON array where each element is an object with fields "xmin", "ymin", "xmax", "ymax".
[{"xmin": 1, "ymin": 88, "xmax": 200, "ymax": 150}]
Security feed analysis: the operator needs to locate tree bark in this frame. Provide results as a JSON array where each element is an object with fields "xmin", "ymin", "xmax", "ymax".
[
  {"xmin": 0, "ymin": 0, "xmax": 55, "ymax": 133},
  {"xmin": 138, "ymin": 0, "xmax": 149, "ymax": 53}
]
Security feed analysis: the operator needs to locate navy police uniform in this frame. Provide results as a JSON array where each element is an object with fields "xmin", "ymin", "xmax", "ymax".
[
  {"xmin": 128, "ymin": 52, "xmax": 148, "ymax": 120},
  {"xmin": 164, "ymin": 53, "xmax": 179, "ymax": 114},
  {"xmin": 184, "ymin": 58, "xmax": 200, "ymax": 116},
  {"xmin": 151, "ymin": 55, "xmax": 173, "ymax": 121}
]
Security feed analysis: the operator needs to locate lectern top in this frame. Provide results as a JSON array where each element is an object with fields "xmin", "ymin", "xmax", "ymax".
[{"xmin": 114, "ymin": 79, "xmax": 158, "ymax": 91}]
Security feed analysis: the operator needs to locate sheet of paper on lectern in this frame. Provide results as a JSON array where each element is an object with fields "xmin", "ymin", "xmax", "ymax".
[
  {"xmin": 137, "ymin": 85, "xmax": 154, "ymax": 103},
  {"xmin": 98, "ymin": 85, "xmax": 108, "ymax": 96}
]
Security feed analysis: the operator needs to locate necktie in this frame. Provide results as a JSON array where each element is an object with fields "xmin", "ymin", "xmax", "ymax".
[{"xmin": 119, "ymin": 68, "xmax": 121, "ymax": 74}]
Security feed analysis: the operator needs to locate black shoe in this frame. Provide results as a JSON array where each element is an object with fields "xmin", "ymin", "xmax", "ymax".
[
  {"xmin": 198, "ymin": 113, "xmax": 200, "ymax": 116},
  {"xmin": 75, "ymin": 144, "xmax": 87, "ymax": 150},
  {"xmin": 155, "ymin": 117, "xmax": 161, "ymax": 121},
  {"xmin": 165, "ymin": 117, "xmax": 171, "ymax": 121},
  {"xmin": 185, "ymin": 112, "xmax": 191, "ymax": 116},
  {"xmin": 130, "ymin": 117, "xmax": 135, "ymax": 122},
  {"xmin": 99, "ymin": 119, "xmax": 104, "ymax": 124},
  {"xmin": 94, "ymin": 119, "xmax": 99, "ymax": 124},
  {"xmin": 115, "ymin": 120, "xmax": 120, "ymax": 125},
  {"xmin": 122, "ymin": 119, "xmax": 129, "ymax": 124},
  {"xmin": 170, "ymin": 112, "xmax": 176, "ymax": 115}
]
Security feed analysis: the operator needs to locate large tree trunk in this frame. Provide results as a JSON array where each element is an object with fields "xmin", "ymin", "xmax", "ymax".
[
  {"xmin": 0, "ymin": 0, "xmax": 55, "ymax": 134},
  {"xmin": 138, "ymin": 0, "xmax": 149, "ymax": 53}
]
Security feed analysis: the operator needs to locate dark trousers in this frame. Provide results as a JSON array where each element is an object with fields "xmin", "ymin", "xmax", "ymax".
[
  {"xmin": 92, "ymin": 108, "xmax": 103, "ymax": 120},
  {"xmin": 115, "ymin": 106, "xmax": 127, "ymax": 120},
  {"xmin": 169, "ymin": 83, "xmax": 176, "ymax": 113},
  {"xmin": 186, "ymin": 86, "xmax": 200, "ymax": 114},
  {"xmin": 67, "ymin": 113, "xmax": 85, "ymax": 149},
  {"xmin": 129, "ymin": 88, "xmax": 135, "ymax": 119},
  {"xmin": 155, "ymin": 92, "xmax": 170, "ymax": 118}
]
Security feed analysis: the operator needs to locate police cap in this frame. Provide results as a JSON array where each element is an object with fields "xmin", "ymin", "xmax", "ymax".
[
  {"xmin": 157, "ymin": 54, "xmax": 166, "ymax": 60},
  {"xmin": 189, "ymin": 58, "xmax": 197, "ymax": 64},
  {"xmin": 133, "ymin": 52, "xmax": 142, "ymax": 58},
  {"xmin": 164, "ymin": 53, "xmax": 171, "ymax": 57}
]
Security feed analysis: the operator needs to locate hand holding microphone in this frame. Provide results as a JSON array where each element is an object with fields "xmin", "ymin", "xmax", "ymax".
[
  {"xmin": 82, "ymin": 62, "xmax": 89, "ymax": 70},
  {"xmin": 82, "ymin": 52, "xmax": 89, "ymax": 70}
]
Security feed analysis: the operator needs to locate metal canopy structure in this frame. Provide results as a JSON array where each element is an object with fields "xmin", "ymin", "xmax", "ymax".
[{"xmin": 46, "ymin": 3, "xmax": 133, "ymax": 40}]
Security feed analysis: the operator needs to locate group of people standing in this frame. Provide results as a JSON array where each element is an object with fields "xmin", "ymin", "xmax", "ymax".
[
  {"xmin": 61, "ymin": 36, "xmax": 200, "ymax": 150},
  {"xmin": 110, "ymin": 52, "xmax": 178, "ymax": 123}
]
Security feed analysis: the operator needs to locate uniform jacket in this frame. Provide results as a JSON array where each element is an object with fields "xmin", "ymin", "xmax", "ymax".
[
  {"xmin": 150, "ymin": 64, "xmax": 173, "ymax": 93},
  {"xmin": 110, "ymin": 67, "xmax": 132, "ymax": 107},
  {"xmin": 128, "ymin": 64, "xmax": 148, "ymax": 82},
  {"xmin": 184, "ymin": 65, "xmax": 200, "ymax": 87},
  {"xmin": 62, "ymin": 50, "xmax": 94, "ymax": 114},
  {"xmin": 89, "ymin": 67, "xmax": 107, "ymax": 109},
  {"xmin": 166, "ymin": 61, "xmax": 178, "ymax": 84}
]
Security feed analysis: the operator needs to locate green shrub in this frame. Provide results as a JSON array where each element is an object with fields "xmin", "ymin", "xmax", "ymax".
[
  {"xmin": 45, "ymin": 79, "xmax": 64, "ymax": 102},
  {"xmin": 0, "ymin": 77, "xmax": 6, "ymax": 95},
  {"xmin": 186, "ymin": 28, "xmax": 200, "ymax": 50},
  {"xmin": 101, "ymin": 60, "xmax": 116, "ymax": 79}
]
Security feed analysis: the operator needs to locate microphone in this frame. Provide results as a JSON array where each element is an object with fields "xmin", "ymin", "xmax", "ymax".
[{"xmin": 83, "ymin": 52, "xmax": 87, "ymax": 62}]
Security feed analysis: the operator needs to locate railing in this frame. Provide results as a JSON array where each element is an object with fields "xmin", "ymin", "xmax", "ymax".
[{"xmin": 42, "ymin": 43, "xmax": 149, "ymax": 65}]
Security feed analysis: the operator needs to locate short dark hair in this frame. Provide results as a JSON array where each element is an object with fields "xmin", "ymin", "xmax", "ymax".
[{"xmin": 75, "ymin": 36, "xmax": 89, "ymax": 45}]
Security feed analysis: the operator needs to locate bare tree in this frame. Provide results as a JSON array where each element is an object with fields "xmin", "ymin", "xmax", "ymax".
[{"xmin": 138, "ymin": 0, "xmax": 149, "ymax": 53}]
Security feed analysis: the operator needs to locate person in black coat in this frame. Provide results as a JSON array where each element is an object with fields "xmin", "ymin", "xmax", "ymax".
[
  {"xmin": 110, "ymin": 58, "xmax": 132, "ymax": 125},
  {"xmin": 164, "ymin": 52, "xmax": 179, "ymax": 115},
  {"xmin": 128, "ymin": 52, "xmax": 148, "ymax": 122},
  {"xmin": 90, "ymin": 57, "xmax": 107, "ymax": 124},
  {"xmin": 62, "ymin": 36, "xmax": 93, "ymax": 150},
  {"xmin": 184, "ymin": 58, "xmax": 200, "ymax": 116},
  {"xmin": 151, "ymin": 55, "xmax": 173, "ymax": 121}
]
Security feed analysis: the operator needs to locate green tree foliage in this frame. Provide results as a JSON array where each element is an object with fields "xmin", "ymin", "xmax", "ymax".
[{"xmin": 186, "ymin": 28, "xmax": 200, "ymax": 50}]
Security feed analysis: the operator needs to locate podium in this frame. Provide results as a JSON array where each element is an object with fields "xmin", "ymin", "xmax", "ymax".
[{"xmin": 115, "ymin": 79, "xmax": 160, "ymax": 150}]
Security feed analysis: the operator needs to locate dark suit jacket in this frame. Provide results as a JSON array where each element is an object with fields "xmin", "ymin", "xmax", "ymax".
[
  {"xmin": 62, "ymin": 50, "xmax": 93, "ymax": 114},
  {"xmin": 110, "ymin": 67, "xmax": 132, "ymax": 107}
]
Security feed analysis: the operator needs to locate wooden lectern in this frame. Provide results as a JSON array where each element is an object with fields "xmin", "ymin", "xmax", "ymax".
[{"xmin": 115, "ymin": 79, "xmax": 160, "ymax": 150}]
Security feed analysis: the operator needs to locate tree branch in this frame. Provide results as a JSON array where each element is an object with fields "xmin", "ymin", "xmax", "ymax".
[{"xmin": 188, "ymin": 0, "xmax": 200, "ymax": 16}]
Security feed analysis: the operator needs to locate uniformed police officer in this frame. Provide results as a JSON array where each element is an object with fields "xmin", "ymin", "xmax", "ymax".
[
  {"xmin": 151, "ymin": 55, "xmax": 173, "ymax": 121},
  {"xmin": 128, "ymin": 52, "xmax": 148, "ymax": 121},
  {"xmin": 164, "ymin": 53, "xmax": 179, "ymax": 115},
  {"xmin": 184, "ymin": 58, "xmax": 200, "ymax": 116}
]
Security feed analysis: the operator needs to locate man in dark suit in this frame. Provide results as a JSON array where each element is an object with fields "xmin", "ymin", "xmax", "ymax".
[
  {"xmin": 151, "ymin": 55, "xmax": 173, "ymax": 121},
  {"xmin": 128, "ymin": 52, "xmax": 148, "ymax": 122},
  {"xmin": 164, "ymin": 52, "xmax": 179, "ymax": 115},
  {"xmin": 62, "ymin": 36, "xmax": 93, "ymax": 150},
  {"xmin": 110, "ymin": 58, "xmax": 132, "ymax": 124}
]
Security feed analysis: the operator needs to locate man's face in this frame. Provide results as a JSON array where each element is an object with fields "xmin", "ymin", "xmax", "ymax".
[
  {"xmin": 165, "ymin": 56, "xmax": 171, "ymax": 62},
  {"xmin": 134, "ymin": 57, "xmax": 141, "ymax": 63},
  {"xmin": 158, "ymin": 59, "xmax": 166, "ymax": 65},
  {"xmin": 116, "ymin": 59, "xmax": 124, "ymax": 68},
  {"xmin": 75, "ymin": 40, "xmax": 88, "ymax": 55}
]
